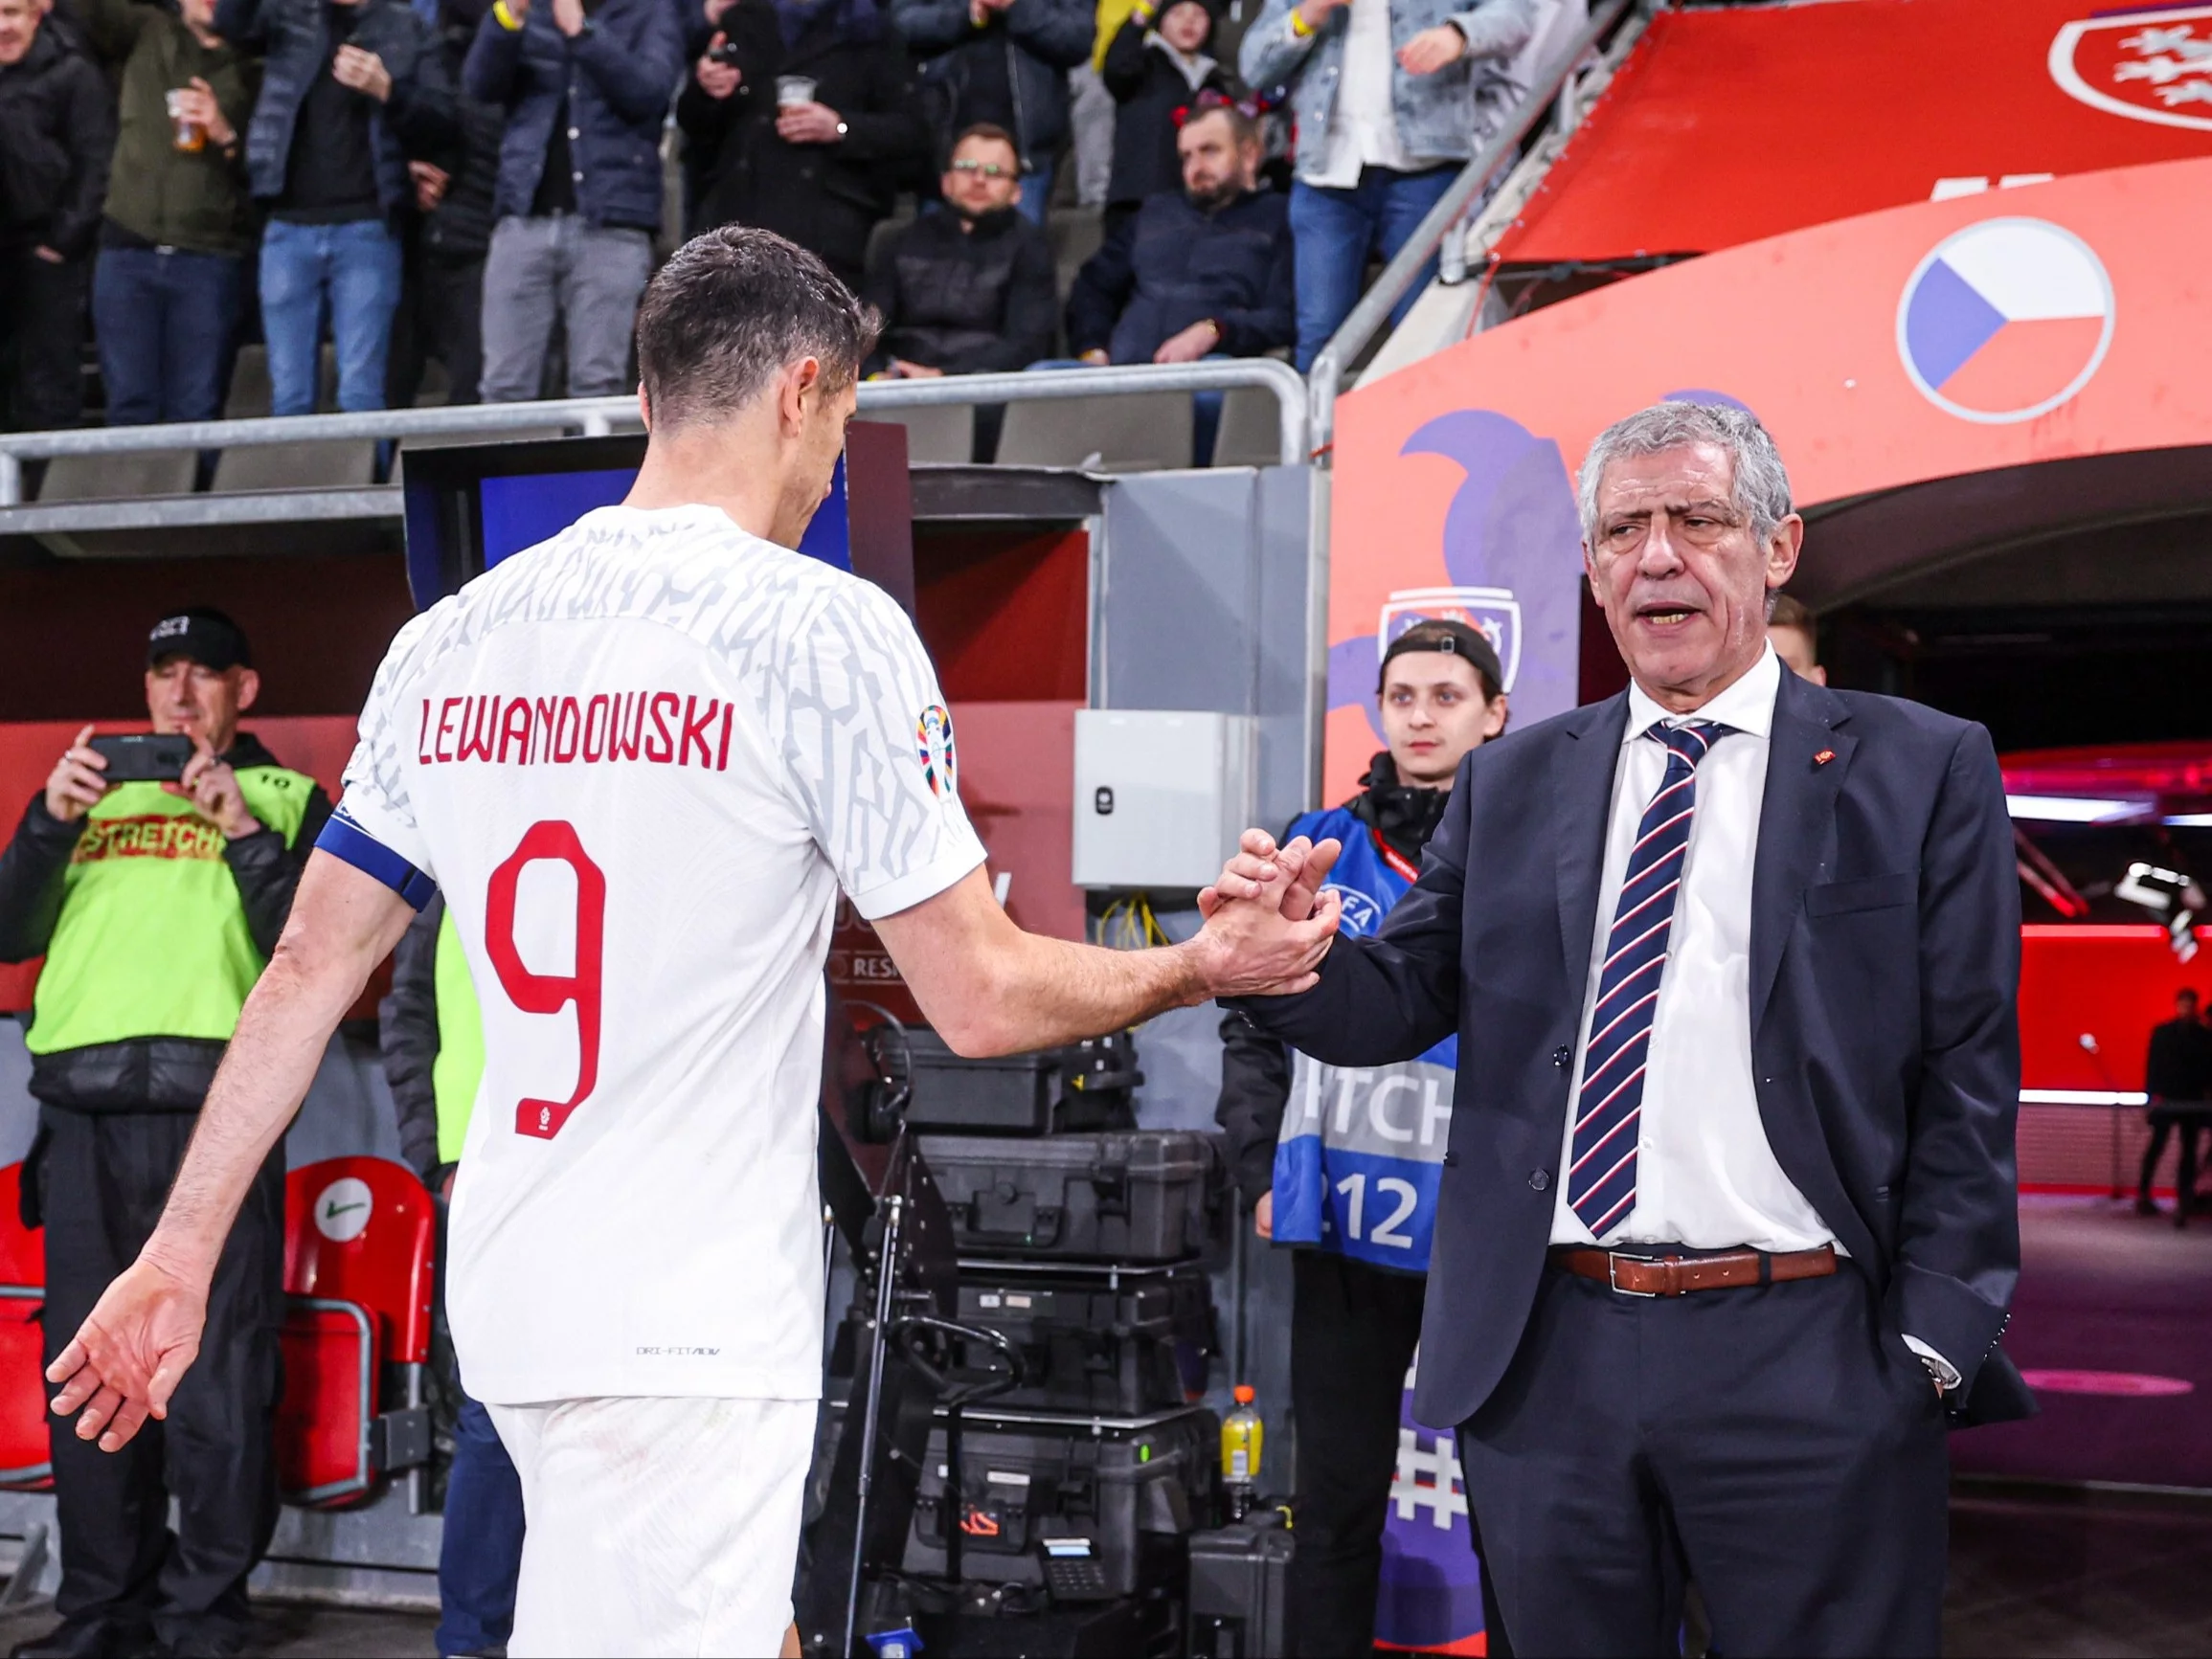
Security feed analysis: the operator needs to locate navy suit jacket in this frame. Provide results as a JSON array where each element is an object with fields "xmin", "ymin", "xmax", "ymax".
[{"xmin": 1237, "ymin": 669, "xmax": 2035, "ymax": 1430}]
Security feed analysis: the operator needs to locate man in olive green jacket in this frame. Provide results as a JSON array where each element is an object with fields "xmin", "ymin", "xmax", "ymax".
[
  {"xmin": 0, "ymin": 611, "xmax": 329, "ymax": 1659},
  {"xmin": 68, "ymin": 0, "xmax": 260, "ymax": 424}
]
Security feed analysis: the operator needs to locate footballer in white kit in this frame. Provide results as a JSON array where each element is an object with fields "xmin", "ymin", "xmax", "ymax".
[
  {"xmin": 324, "ymin": 500, "xmax": 982, "ymax": 1648},
  {"xmin": 42, "ymin": 228, "xmax": 1342, "ymax": 1659}
]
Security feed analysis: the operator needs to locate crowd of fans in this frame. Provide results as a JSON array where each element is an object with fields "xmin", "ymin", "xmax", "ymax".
[{"xmin": 0, "ymin": 0, "xmax": 1562, "ymax": 438}]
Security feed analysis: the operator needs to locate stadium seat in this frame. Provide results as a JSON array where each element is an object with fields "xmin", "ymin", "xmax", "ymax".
[
  {"xmin": 278, "ymin": 1157, "xmax": 435, "ymax": 1507},
  {"xmin": 35, "ymin": 451, "xmax": 197, "ymax": 503},
  {"xmin": 870, "ymin": 403, "xmax": 977, "ymax": 465},
  {"xmin": 0, "ymin": 1167, "xmax": 49, "ymax": 1492},
  {"xmin": 1209, "ymin": 387, "xmax": 1287, "ymax": 468},
  {"xmin": 209, "ymin": 439, "xmax": 379, "ymax": 494},
  {"xmin": 994, "ymin": 391, "xmax": 1195, "ymax": 472}
]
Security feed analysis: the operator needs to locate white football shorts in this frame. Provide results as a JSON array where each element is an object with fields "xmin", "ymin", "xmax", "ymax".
[{"xmin": 487, "ymin": 1394, "xmax": 817, "ymax": 1657}]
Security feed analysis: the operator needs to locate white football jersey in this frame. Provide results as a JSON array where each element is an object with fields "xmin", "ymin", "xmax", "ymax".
[{"xmin": 325, "ymin": 504, "xmax": 985, "ymax": 1403}]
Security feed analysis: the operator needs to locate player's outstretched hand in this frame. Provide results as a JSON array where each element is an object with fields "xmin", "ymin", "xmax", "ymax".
[{"xmin": 46, "ymin": 1257, "xmax": 209, "ymax": 1452}]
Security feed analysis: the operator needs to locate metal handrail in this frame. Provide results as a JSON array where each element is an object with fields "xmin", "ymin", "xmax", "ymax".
[
  {"xmin": 1303, "ymin": 0, "xmax": 1637, "ymax": 464},
  {"xmin": 0, "ymin": 360, "xmax": 1310, "ymax": 504}
]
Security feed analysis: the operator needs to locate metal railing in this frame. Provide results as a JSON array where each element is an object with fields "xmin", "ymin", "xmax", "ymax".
[
  {"xmin": 0, "ymin": 360, "xmax": 1310, "ymax": 506},
  {"xmin": 1303, "ymin": 0, "xmax": 1640, "ymax": 463}
]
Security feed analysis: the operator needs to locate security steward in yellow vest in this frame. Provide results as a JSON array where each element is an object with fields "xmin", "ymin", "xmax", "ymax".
[{"xmin": 0, "ymin": 610, "xmax": 331, "ymax": 1659}]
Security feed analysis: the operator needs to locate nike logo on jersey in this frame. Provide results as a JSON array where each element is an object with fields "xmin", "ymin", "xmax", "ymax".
[{"xmin": 417, "ymin": 693, "xmax": 735, "ymax": 772}]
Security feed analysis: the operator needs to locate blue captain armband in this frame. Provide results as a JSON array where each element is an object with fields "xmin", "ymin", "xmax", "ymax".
[{"xmin": 316, "ymin": 810, "xmax": 439, "ymax": 910}]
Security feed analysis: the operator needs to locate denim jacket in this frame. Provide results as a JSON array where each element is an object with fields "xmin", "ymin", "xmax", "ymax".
[{"xmin": 1239, "ymin": 0, "xmax": 1534, "ymax": 183}]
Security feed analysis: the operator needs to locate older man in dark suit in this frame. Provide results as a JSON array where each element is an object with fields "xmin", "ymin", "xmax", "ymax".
[{"xmin": 1207, "ymin": 400, "xmax": 2032, "ymax": 1655}]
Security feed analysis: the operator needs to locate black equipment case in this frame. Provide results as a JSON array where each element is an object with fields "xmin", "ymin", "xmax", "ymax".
[
  {"xmin": 918, "ymin": 1132, "xmax": 1223, "ymax": 1262},
  {"xmin": 948, "ymin": 1261, "xmax": 1215, "ymax": 1416},
  {"xmin": 904, "ymin": 1405, "xmax": 1218, "ymax": 1597},
  {"xmin": 897, "ymin": 1030, "xmax": 1142, "ymax": 1136},
  {"xmin": 1186, "ymin": 1513, "xmax": 1293, "ymax": 1659}
]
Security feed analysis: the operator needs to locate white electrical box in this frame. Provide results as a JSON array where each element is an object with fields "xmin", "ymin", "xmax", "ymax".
[{"xmin": 1072, "ymin": 709, "xmax": 1256, "ymax": 890}]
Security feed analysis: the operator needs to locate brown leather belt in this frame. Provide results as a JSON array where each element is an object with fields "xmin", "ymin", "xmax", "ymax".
[{"xmin": 1547, "ymin": 1243, "xmax": 1838, "ymax": 1297}]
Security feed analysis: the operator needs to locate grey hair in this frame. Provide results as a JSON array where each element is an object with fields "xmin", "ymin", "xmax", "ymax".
[{"xmin": 1575, "ymin": 400, "xmax": 1794, "ymax": 546}]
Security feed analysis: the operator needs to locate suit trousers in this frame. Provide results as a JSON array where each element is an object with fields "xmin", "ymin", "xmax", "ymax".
[
  {"xmin": 36, "ymin": 1106, "xmax": 285, "ymax": 1650},
  {"xmin": 1457, "ymin": 1257, "xmax": 1948, "ymax": 1658}
]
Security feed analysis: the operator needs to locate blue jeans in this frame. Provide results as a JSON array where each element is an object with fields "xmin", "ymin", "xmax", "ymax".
[
  {"xmin": 1017, "ymin": 155, "xmax": 1055, "ymax": 226},
  {"xmin": 93, "ymin": 245, "xmax": 243, "ymax": 425},
  {"xmin": 259, "ymin": 217, "xmax": 403, "ymax": 415},
  {"xmin": 436, "ymin": 1382, "xmax": 526, "ymax": 1656},
  {"xmin": 1288, "ymin": 166, "xmax": 1456, "ymax": 372}
]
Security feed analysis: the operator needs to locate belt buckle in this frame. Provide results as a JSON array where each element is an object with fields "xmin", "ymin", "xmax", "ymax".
[{"xmin": 1606, "ymin": 1252, "xmax": 1659, "ymax": 1298}]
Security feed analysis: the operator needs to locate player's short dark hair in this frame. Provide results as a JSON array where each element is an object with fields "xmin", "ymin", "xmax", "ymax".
[{"xmin": 635, "ymin": 227, "xmax": 880, "ymax": 430}]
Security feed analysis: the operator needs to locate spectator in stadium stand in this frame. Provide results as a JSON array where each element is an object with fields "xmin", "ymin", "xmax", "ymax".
[
  {"xmin": 1239, "ymin": 0, "xmax": 1534, "ymax": 371},
  {"xmin": 892, "ymin": 0, "xmax": 1094, "ymax": 224},
  {"xmin": 0, "ymin": 611, "xmax": 332, "ymax": 1659},
  {"xmin": 464, "ymin": 0, "xmax": 682, "ymax": 401},
  {"xmin": 0, "ymin": 0, "xmax": 111, "ymax": 434},
  {"xmin": 862, "ymin": 123, "xmax": 1057, "ymax": 378},
  {"xmin": 64, "ymin": 0, "xmax": 258, "ymax": 428},
  {"xmin": 214, "ymin": 0, "xmax": 456, "ymax": 417},
  {"xmin": 1099, "ymin": 0, "xmax": 1230, "ymax": 237},
  {"xmin": 675, "ymin": 0, "xmax": 929, "ymax": 294},
  {"xmin": 1215, "ymin": 619, "xmax": 1510, "ymax": 1659},
  {"xmin": 387, "ymin": 0, "xmax": 507, "ymax": 407},
  {"xmin": 1062, "ymin": 97, "xmax": 1290, "ymax": 366},
  {"xmin": 1767, "ymin": 591, "xmax": 1826, "ymax": 685},
  {"xmin": 2137, "ymin": 986, "xmax": 2212, "ymax": 1227},
  {"xmin": 378, "ymin": 899, "xmax": 528, "ymax": 1659}
]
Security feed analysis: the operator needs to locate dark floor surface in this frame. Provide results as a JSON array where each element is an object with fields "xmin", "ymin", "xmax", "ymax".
[
  {"xmin": 0, "ymin": 1200, "xmax": 2199, "ymax": 1656},
  {"xmin": 1954, "ymin": 1194, "xmax": 2212, "ymax": 1489},
  {"xmin": 0, "ymin": 1494, "xmax": 2199, "ymax": 1659}
]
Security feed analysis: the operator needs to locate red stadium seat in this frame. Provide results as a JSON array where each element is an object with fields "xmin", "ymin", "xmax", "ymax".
[
  {"xmin": 278, "ymin": 1157, "xmax": 436, "ymax": 1507},
  {"xmin": 0, "ymin": 1166, "xmax": 50, "ymax": 1491}
]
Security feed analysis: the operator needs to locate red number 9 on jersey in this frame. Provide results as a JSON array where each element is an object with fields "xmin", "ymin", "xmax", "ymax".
[{"xmin": 485, "ymin": 819, "xmax": 606, "ymax": 1140}]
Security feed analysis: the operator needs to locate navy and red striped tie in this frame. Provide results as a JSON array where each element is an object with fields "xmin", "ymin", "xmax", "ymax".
[{"xmin": 1568, "ymin": 721, "xmax": 1730, "ymax": 1238}]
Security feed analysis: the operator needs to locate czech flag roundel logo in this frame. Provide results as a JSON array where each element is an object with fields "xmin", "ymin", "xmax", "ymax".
[{"xmin": 1896, "ymin": 218, "xmax": 2115, "ymax": 425}]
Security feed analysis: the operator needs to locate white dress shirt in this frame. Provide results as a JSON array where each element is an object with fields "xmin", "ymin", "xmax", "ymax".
[
  {"xmin": 1309, "ymin": 0, "xmax": 1418, "ymax": 189},
  {"xmin": 1548, "ymin": 646, "xmax": 1839, "ymax": 1254}
]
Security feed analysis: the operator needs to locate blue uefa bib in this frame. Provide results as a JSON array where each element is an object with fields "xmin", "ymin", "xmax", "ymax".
[{"xmin": 1268, "ymin": 806, "xmax": 1456, "ymax": 1274}]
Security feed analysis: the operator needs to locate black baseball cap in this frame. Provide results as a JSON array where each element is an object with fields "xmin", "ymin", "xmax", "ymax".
[
  {"xmin": 147, "ymin": 609, "xmax": 253, "ymax": 673},
  {"xmin": 1378, "ymin": 618, "xmax": 1504, "ymax": 696}
]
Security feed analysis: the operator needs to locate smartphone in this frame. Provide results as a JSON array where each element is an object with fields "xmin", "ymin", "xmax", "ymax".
[
  {"xmin": 87, "ymin": 734, "xmax": 195, "ymax": 783},
  {"xmin": 709, "ymin": 37, "xmax": 742, "ymax": 62}
]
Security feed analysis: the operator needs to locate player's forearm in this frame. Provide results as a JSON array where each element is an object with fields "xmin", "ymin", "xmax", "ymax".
[{"xmin": 944, "ymin": 931, "xmax": 1212, "ymax": 1056}]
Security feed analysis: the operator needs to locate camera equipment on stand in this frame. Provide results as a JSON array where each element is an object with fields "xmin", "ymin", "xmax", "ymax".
[
  {"xmin": 895, "ymin": 1031, "xmax": 1145, "ymax": 1137},
  {"xmin": 800, "ymin": 994, "xmax": 1027, "ymax": 1659}
]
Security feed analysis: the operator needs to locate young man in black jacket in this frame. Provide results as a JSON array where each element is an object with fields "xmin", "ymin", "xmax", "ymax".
[
  {"xmin": 215, "ymin": 0, "xmax": 459, "ymax": 415},
  {"xmin": 0, "ymin": 612, "xmax": 331, "ymax": 1659},
  {"xmin": 0, "ymin": 0, "xmax": 112, "ymax": 433},
  {"xmin": 864, "ymin": 123, "xmax": 1056, "ymax": 378}
]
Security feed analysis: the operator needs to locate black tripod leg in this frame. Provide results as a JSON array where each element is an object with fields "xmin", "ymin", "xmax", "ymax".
[
  {"xmin": 943, "ymin": 1401, "xmax": 964, "ymax": 1589},
  {"xmin": 844, "ymin": 1194, "xmax": 906, "ymax": 1658}
]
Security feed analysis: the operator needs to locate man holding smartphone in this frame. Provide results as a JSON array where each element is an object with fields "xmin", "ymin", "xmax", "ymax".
[{"xmin": 0, "ymin": 609, "xmax": 330, "ymax": 1659}]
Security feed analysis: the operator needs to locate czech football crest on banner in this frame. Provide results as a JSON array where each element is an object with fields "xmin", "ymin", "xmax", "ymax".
[
  {"xmin": 1378, "ymin": 588, "xmax": 1523, "ymax": 692},
  {"xmin": 2050, "ymin": 7, "xmax": 2212, "ymax": 131}
]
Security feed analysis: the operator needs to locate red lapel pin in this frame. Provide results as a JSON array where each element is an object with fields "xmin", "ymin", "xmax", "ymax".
[{"xmin": 1815, "ymin": 749, "xmax": 1836, "ymax": 766}]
